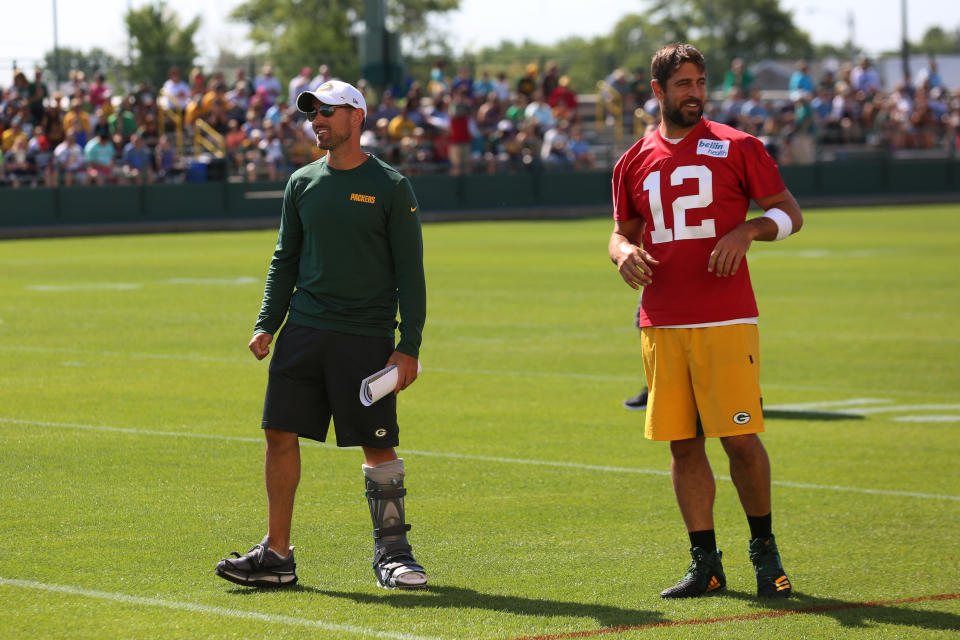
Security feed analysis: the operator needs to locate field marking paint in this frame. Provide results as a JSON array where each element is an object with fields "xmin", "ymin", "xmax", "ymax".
[
  {"xmin": 765, "ymin": 399, "xmax": 960, "ymax": 423},
  {"xmin": 751, "ymin": 248, "xmax": 885, "ymax": 260},
  {"xmin": 0, "ymin": 418, "xmax": 290, "ymax": 447},
  {"xmin": 851, "ymin": 404, "xmax": 960, "ymax": 415},
  {"xmin": 774, "ymin": 330, "xmax": 960, "ymax": 345},
  {"xmin": 24, "ymin": 283, "xmax": 142, "ymax": 291},
  {"xmin": 767, "ymin": 398, "xmax": 891, "ymax": 410},
  {"xmin": 0, "ymin": 577, "xmax": 439, "ymax": 640},
  {"xmin": 759, "ymin": 383, "xmax": 954, "ymax": 399},
  {"xmin": 23, "ymin": 278, "xmax": 258, "ymax": 292},
  {"xmin": 431, "ymin": 367, "xmax": 627, "ymax": 382},
  {"xmin": 1, "ymin": 345, "xmax": 246, "ymax": 364},
  {"xmin": 893, "ymin": 415, "xmax": 960, "ymax": 423},
  {"xmin": 397, "ymin": 448, "xmax": 670, "ymax": 477},
  {"xmin": 503, "ymin": 593, "xmax": 960, "ymax": 640},
  {"xmin": 763, "ymin": 480, "xmax": 959, "ymax": 501},
  {"xmin": 164, "ymin": 277, "xmax": 258, "ymax": 286},
  {"xmin": 4, "ymin": 417, "xmax": 958, "ymax": 502},
  {"xmin": 0, "ymin": 343, "xmax": 957, "ymax": 401}
]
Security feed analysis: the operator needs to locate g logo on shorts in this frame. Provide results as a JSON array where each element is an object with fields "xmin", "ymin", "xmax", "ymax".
[
  {"xmin": 732, "ymin": 412, "xmax": 751, "ymax": 425},
  {"xmin": 374, "ymin": 428, "xmax": 388, "ymax": 438}
]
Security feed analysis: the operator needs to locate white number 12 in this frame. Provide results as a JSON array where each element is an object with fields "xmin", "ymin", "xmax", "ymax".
[{"xmin": 642, "ymin": 165, "xmax": 715, "ymax": 244}]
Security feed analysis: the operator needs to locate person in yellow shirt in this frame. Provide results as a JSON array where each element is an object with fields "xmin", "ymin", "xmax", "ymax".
[
  {"xmin": 62, "ymin": 99, "xmax": 92, "ymax": 139},
  {"xmin": 388, "ymin": 103, "xmax": 419, "ymax": 141},
  {"xmin": 1, "ymin": 121, "xmax": 28, "ymax": 152}
]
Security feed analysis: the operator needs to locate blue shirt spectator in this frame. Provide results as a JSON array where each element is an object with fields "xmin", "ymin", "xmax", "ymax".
[
  {"xmin": 123, "ymin": 135, "xmax": 152, "ymax": 171},
  {"xmin": 788, "ymin": 61, "xmax": 814, "ymax": 98},
  {"xmin": 851, "ymin": 58, "xmax": 881, "ymax": 94},
  {"xmin": 474, "ymin": 71, "xmax": 495, "ymax": 99},
  {"xmin": 450, "ymin": 66, "xmax": 474, "ymax": 99},
  {"xmin": 83, "ymin": 127, "xmax": 115, "ymax": 184},
  {"xmin": 810, "ymin": 88, "xmax": 833, "ymax": 120},
  {"xmin": 263, "ymin": 100, "xmax": 285, "ymax": 127},
  {"xmin": 84, "ymin": 133, "xmax": 115, "ymax": 166},
  {"xmin": 917, "ymin": 59, "xmax": 944, "ymax": 90}
]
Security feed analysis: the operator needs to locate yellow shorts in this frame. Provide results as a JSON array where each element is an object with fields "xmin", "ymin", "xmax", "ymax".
[{"xmin": 641, "ymin": 324, "xmax": 764, "ymax": 441}]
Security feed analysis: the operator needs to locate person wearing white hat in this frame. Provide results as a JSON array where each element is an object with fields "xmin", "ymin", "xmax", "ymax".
[
  {"xmin": 216, "ymin": 79, "xmax": 429, "ymax": 590},
  {"xmin": 296, "ymin": 80, "xmax": 368, "ymax": 125}
]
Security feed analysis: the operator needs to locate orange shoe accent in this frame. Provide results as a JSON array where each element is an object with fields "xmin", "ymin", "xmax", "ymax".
[
  {"xmin": 775, "ymin": 576, "xmax": 791, "ymax": 591},
  {"xmin": 706, "ymin": 576, "xmax": 722, "ymax": 592}
]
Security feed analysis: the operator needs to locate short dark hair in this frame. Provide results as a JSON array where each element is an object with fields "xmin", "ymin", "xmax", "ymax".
[{"xmin": 651, "ymin": 43, "xmax": 706, "ymax": 88}]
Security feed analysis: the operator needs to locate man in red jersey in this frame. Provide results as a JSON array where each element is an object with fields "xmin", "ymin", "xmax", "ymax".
[{"xmin": 608, "ymin": 43, "xmax": 803, "ymax": 599}]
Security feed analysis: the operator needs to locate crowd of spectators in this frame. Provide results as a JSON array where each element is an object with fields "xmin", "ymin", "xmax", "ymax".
[
  {"xmin": 1, "ymin": 55, "xmax": 958, "ymax": 188},
  {"xmin": 706, "ymin": 56, "xmax": 960, "ymax": 165},
  {"xmin": 609, "ymin": 55, "xmax": 960, "ymax": 166},
  {"xmin": 0, "ymin": 60, "xmax": 595, "ymax": 189}
]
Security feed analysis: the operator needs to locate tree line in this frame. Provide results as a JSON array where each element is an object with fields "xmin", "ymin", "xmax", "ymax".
[{"xmin": 41, "ymin": 0, "xmax": 960, "ymax": 94}]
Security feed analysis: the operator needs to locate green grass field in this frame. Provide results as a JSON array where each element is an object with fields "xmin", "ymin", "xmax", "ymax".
[{"xmin": 1, "ymin": 204, "xmax": 958, "ymax": 639}]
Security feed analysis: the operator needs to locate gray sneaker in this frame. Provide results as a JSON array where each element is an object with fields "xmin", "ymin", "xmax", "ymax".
[{"xmin": 215, "ymin": 536, "xmax": 297, "ymax": 587}]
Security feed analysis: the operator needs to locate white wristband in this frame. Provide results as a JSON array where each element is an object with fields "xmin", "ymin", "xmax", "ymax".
[{"xmin": 762, "ymin": 208, "xmax": 793, "ymax": 241}]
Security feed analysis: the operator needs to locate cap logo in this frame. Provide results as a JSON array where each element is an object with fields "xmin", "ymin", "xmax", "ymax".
[{"xmin": 318, "ymin": 82, "xmax": 334, "ymax": 91}]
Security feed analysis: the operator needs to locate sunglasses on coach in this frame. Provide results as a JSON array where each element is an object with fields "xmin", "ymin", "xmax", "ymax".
[{"xmin": 306, "ymin": 104, "xmax": 353, "ymax": 119}]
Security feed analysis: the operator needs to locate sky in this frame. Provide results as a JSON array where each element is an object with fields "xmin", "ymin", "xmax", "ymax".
[{"xmin": 2, "ymin": 0, "xmax": 956, "ymax": 86}]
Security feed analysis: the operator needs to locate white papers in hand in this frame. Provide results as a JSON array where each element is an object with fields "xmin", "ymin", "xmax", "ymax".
[{"xmin": 359, "ymin": 362, "xmax": 422, "ymax": 406}]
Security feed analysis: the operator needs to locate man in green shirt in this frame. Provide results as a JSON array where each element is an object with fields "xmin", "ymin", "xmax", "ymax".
[{"xmin": 216, "ymin": 80, "xmax": 428, "ymax": 590}]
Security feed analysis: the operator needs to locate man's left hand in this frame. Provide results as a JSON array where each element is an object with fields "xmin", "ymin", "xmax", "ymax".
[
  {"xmin": 708, "ymin": 222, "xmax": 757, "ymax": 277},
  {"xmin": 386, "ymin": 350, "xmax": 419, "ymax": 394}
]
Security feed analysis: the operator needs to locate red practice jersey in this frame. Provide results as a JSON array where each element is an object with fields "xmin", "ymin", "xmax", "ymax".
[{"xmin": 612, "ymin": 118, "xmax": 786, "ymax": 327}]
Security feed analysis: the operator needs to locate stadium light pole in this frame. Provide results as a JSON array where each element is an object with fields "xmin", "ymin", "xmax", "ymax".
[
  {"xmin": 804, "ymin": 6, "xmax": 856, "ymax": 59},
  {"xmin": 900, "ymin": 0, "xmax": 910, "ymax": 81},
  {"xmin": 844, "ymin": 9, "xmax": 855, "ymax": 60},
  {"xmin": 52, "ymin": 0, "xmax": 60, "ymax": 86},
  {"xmin": 127, "ymin": 0, "xmax": 133, "ymax": 89}
]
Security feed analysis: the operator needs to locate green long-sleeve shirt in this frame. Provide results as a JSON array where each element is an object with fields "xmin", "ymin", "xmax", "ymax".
[{"xmin": 255, "ymin": 155, "xmax": 426, "ymax": 358}]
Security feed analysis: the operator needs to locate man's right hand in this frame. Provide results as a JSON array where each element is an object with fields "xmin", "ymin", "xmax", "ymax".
[
  {"xmin": 609, "ymin": 219, "xmax": 658, "ymax": 290},
  {"xmin": 615, "ymin": 243, "xmax": 659, "ymax": 289},
  {"xmin": 249, "ymin": 332, "xmax": 273, "ymax": 360}
]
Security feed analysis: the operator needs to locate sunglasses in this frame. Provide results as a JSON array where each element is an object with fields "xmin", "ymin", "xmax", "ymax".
[{"xmin": 306, "ymin": 104, "xmax": 352, "ymax": 119}]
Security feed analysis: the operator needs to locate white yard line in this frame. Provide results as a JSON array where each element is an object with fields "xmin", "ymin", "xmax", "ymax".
[
  {"xmin": 0, "ymin": 577, "xmax": 440, "ymax": 640},
  {"xmin": 24, "ymin": 283, "xmax": 142, "ymax": 291},
  {"xmin": 765, "ymin": 398, "xmax": 891, "ymax": 410},
  {"xmin": 3, "ymin": 417, "xmax": 957, "ymax": 502},
  {"xmin": 0, "ymin": 344, "xmax": 958, "ymax": 400},
  {"xmin": 851, "ymin": 404, "xmax": 960, "ymax": 415},
  {"xmin": 1, "ymin": 345, "xmax": 246, "ymax": 364},
  {"xmin": 164, "ymin": 277, "xmax": 259, "ymax": 285},
  {"xmin": 893, "ymin": 415, "xmax": 960, "ymax": 423}
]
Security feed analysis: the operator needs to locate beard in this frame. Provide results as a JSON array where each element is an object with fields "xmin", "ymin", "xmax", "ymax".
[
  {"xmin": 662, "ymin": 97, "xmax": 703, "ymax": 129},
  {"xmin": 315, "ymin": 126, "xmax": 352, "ymax": 151}
]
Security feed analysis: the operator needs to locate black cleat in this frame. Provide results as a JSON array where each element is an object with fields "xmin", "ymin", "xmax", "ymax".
[
  {"xmin": 660, "ymin": 547, "xmax": 726, "ymax": 598},
  {"xmin": 750, "ymin": 535, "xmax": 792, "ymax": 598},
  {"xmin": 623, "ymin": 387, "xmax": 649, "ymax": 411}
]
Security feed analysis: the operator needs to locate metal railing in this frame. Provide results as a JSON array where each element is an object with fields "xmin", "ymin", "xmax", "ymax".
[
  {"xmin": 595, "ymin": 81, "xmax": 624, "ymax": 148},
  {"xmin": 157, "ymin": 105, "xmax": 184, "ymax": 157},
  {"xmin": 633, "ymin": 108, "xmax": 656, "ymax": 139},
  {"xmin": 193, "ymin": 118, "xmax": 226, "ymax": 158}
]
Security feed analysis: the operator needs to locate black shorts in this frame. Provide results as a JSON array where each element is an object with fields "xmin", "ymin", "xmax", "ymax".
[{"xmin": 261, "ymin": 324, "xmax": 398, "ymax": 448}]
